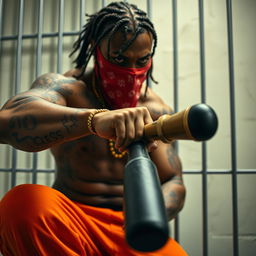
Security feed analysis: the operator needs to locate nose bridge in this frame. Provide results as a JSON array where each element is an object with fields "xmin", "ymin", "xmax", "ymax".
[
  {"xmin": 126, "ymin": 52, "xmax": 137, "ymax": 68},
  {"xmin": 129, "ymin": 62, "xmax": 137, "ymax": 68},
  {"xmin": 123, "ymin": 48, "xmax": 140, "ymax": 68}
]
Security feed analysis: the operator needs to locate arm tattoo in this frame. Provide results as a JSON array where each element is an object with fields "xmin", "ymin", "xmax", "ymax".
[
  {"xmin": 166, "ymin": 145, "xmax": 180, "ymax": 171},
  {"xmin": 31, "ymin": 73, "xmax": 75, "ymax": 103},
  {"xmin": 169, "ymin": 191, "xmax": 179, "ymax": 205},
  {"xmin": 4, "ymin": 75, "xmax": 75, "ymax": 111},
  {"xmin": 169, "ymin": 176, "xmax": 183, "ymax": 185},
  {"xmin": 61, "ymin": 114, "xmax": 78, "ymax": 133},
  {"xmin": 5, "ymin": 96, "xmax": 39, "ymax": 112},
  {"xmin": 11, "ymin": 130, "xmax": 64, "ymax": 147},
  {"xmin": 31, "ymin": 73, "xmax": 76, "ymax": 91},
  {"xmin": 164, "ymin": 177, "xmax": 185, "ymax": 219},
  {"xmin": 9, "ymin": 115, "xmax": 38, "ymax": 130}
]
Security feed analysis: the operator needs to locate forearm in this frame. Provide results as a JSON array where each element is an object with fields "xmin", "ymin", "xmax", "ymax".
[
  {"xmin": 149, "ymin": 141, "xmax": 186, "ymax": 220},
  {"xmin": 162, "ymin": 178, "xmax": 186, "ymax": 221},
  {"xmin": 0, "ymin": 96, "xmax": 93, "ymax": 152}
]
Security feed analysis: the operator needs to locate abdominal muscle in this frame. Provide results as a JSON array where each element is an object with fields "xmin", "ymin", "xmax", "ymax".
[{"xmin": 51, "ymin": 135, "xmax": 127, "ymax": 210}]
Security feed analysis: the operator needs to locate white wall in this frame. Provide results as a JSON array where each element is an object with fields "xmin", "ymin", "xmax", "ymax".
[{"xmin": 0, "ymin": 0, "xmax": 256, "ymax": 255}]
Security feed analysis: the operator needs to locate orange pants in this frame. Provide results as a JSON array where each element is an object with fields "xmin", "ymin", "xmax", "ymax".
[{"xmin": 0, "ymin": 184, "xmax": 188, "ymax": 256}]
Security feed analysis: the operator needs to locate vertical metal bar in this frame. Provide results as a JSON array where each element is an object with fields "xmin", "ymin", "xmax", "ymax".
[
  {"xmin": 80, "ymin": 0, "xmax": 85, "ymax": 30},
  {"xmin": 226, "ymin": 0, "xmax": 239, "ymax": 255},
  {"xmin": 146, "ymin": 0, "xmax": 152, "ymax": 89},
  {"xmin": 14, "ymin": 0, "xmax": 24, "ymax": 94},
  {"xmin": 147, "ymin": 0, "xmax": 152, "ymax": 21},
  {"xmin": 172, "ymin": 0, "xmax": 178, "ymax": 113},
  {"xmin": 36, "ymin": 0, "xmax": 43, "ymax": 77},
  {"xmin": 198, "ymin": 0, "xmax": 208, "ymax": 255},
  {"xmin": 172, "ymin": 0, "xmax": 180, "ymax": 242},
  {"xmin": 102, "ymin": 0, "xmax": 106, "ymax": 7},
  {"xmin": 57, "ymin": 0, "xmax": 64, "ymax": 74},
  {"xmin": 11, "ymin": 0, "xmax": 24, "ymax": 188},
  {"xmin": 32, "ymin": 0, "xmax": 44, "ymax": 184},
  {"xmin": 0, "ymin": 0, "xmax": 3, "ymax": 54}
]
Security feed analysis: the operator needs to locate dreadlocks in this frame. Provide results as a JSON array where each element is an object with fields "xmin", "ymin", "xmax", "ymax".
[{"xmin": 69, "ymin": 1, "xmax": 158, "ymax": 84}]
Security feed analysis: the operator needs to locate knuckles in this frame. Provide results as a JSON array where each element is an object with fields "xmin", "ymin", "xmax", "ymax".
[{"xmin": 105, "ymin": 107, "xmax": 151, "ymax": 144}]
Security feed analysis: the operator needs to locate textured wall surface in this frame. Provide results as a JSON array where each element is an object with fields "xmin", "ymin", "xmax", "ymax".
[{"xmin": 0, "ymin": 0, "xmax": 255, "ymax": 255}]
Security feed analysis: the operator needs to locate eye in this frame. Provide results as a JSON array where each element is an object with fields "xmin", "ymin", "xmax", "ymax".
[
  {"xmin": 112, "ymin": 55, "xmax": 125, "ymax": 64},
  {"xmin": 137, "ymin": 57, "xmax": 150, "ymax": 66}
]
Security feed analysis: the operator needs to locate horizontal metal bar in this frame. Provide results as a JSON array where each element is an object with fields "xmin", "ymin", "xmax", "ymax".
[
  {"xmin": 0, "ymin": 168, "xmax": 55, "ymax": 173},
  {"xmin": 183, "ymin": 169, "xmax": 256, "ymax": 175},
  {"xmin": 0, "ymin": 168, "xmax": 255, "ymax": 174},
  {"xmin": 1, "ymin": 31, "xmax": 80, "ymax": 41}
]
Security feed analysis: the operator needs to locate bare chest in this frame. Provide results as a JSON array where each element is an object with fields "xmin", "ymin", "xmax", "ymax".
[{"xmin": 51, "ymin": 135, "xmax": 128, "ymax": 182}]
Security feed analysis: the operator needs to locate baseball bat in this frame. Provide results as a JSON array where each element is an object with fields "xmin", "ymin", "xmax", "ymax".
[{"xmin": 124, "ymin": 103, "xmax": 218, "ymax": 252}]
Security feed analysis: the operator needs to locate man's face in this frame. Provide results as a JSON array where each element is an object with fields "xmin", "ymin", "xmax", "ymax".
[{"xmin": 99, "ymin": 30, "xmax": 153, "ymax": 69}]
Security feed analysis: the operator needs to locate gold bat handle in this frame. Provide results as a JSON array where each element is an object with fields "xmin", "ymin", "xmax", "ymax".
[{"xmin": 144, "ymin": 103, "xmax": 218, "ymax": 143}]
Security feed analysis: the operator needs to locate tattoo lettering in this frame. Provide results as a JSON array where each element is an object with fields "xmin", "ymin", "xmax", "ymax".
[
  {"xmin": 9, "ymin": 115, "xmax": 37, "ymax": 130},
  {"xmin": 11, "ymin": 130, "xmax": 64, "ymax": 146},
  {"xmin": 61, "ymin": 114, "xmax": 78, "ymax": 133}
]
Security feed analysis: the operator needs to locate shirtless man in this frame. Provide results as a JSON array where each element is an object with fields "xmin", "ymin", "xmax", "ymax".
[{"xmin": 0, "ymin": 2, "xmax": 187, "ymax": 255}]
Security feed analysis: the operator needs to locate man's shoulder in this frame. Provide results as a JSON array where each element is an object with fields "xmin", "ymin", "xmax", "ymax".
[
  {"xmin": 30, "ymin": 71, "xmax": 92, "ymax": 103},
  {"xmin": 139, "ymin": 87, "xmax": 174, "ymax": 120},
  {"xmin": 63, "ymin": 68, "xmax": 82, "ymax": 78},
  {"xmin": 139, "ymin": 86, "xmax": 170, "ymax": 108},
  {"xmin": 32, "ymin": 72, "xmax": 83, "ymax": 88}
]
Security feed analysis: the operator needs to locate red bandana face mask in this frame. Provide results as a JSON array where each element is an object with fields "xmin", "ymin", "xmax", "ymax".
[{"xmin": 94, "ymin": 47, "xmax": 152, "ymax": 109}]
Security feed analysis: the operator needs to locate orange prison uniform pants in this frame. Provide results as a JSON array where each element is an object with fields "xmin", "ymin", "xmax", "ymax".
[{"xmin": 0, "ymin": 184, "xmax": 188, "ymax": 256}]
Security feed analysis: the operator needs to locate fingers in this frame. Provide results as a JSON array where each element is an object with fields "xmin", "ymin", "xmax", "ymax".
[
  {"xmin": 93, "ymin": 106, "xmax": 155, "ymax": 151},
  {"xmin": 114, "ymin": 114, "xmax": 127, "ymax": 149},
  {"xmin": 114, "ymin": 109, "xmax": 136, "ymax": 150},
  {"xmin": 114, "ymin": 107, "xmax": 153, "ymax": 151}
]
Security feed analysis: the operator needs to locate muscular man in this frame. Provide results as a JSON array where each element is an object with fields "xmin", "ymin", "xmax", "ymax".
[{"xmin": 0, "ymin": 2, "xmax": 187, "ymax": 255}]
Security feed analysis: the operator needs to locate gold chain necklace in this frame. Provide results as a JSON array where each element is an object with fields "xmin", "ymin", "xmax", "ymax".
[{"xmin": 92, "ymin": 72, "xmax": 127, "ymax": 159}]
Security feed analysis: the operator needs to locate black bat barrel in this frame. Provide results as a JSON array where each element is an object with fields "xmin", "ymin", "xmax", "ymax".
[{"xmin": 124, "ymin": 142, "xmax": 169, "ymax": 252}]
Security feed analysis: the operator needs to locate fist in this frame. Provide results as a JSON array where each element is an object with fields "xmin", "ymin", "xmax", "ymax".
[{"xmin": 93, "ymin": 107, "xmax": 155, "ymax": 151}]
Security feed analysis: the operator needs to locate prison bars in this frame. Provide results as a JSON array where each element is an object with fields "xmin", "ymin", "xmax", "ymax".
[
  {"xmin": 226, "ymin": 0, "xmax": 239, "ymax": 255},
  {"xmin": 198, "ymin": 0, "xmax": 208, "ymax": 255},
  {"xmin": 0, "ymin": 0, "xmax": 2, "ymax": 57},
  {"xmin": 0, "ymin": 1, "xmax": 255, "ymax": 255},
  {"xmin": 171, "ymin": 0, "xmax": 209, "ymax": 250},
  {"xmin": 11, "ymin": 0, "xmax": 24, "ymax": 188},
  {"xmin": 31, "ymin": 0, "xmax": 43, "ymax": 184},
  {"xmin": 171, "ymin": 0, "xmax": 181, "ymax": 244}
]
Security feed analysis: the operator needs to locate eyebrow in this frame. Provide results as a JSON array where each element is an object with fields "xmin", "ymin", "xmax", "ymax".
[
  {"xmin": 139, "ymin": 53, "xmax": 152, "ymax": 60},
  {"xmin": 111, "ymin": 52, "xmax": 152, "ymax": 60}
]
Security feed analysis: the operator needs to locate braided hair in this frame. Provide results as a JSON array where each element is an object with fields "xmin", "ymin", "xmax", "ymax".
[{"xmin": 69, "ymin": 1, "xmax": 158, "ymax": 85}]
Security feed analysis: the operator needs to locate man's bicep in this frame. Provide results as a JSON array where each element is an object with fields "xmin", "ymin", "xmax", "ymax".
[
  {"xmin": 30, "ymin": 73, "xmax": 77, "ymax": 105},
  {"xmin": 150, "ymin": 141, "xmax": 183, "ymax": 183}
]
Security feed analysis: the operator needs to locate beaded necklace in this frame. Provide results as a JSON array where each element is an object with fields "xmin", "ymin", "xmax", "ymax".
[{"xmin": 92, "ymin": 72, "xmax": 127, "ymax": 159}]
